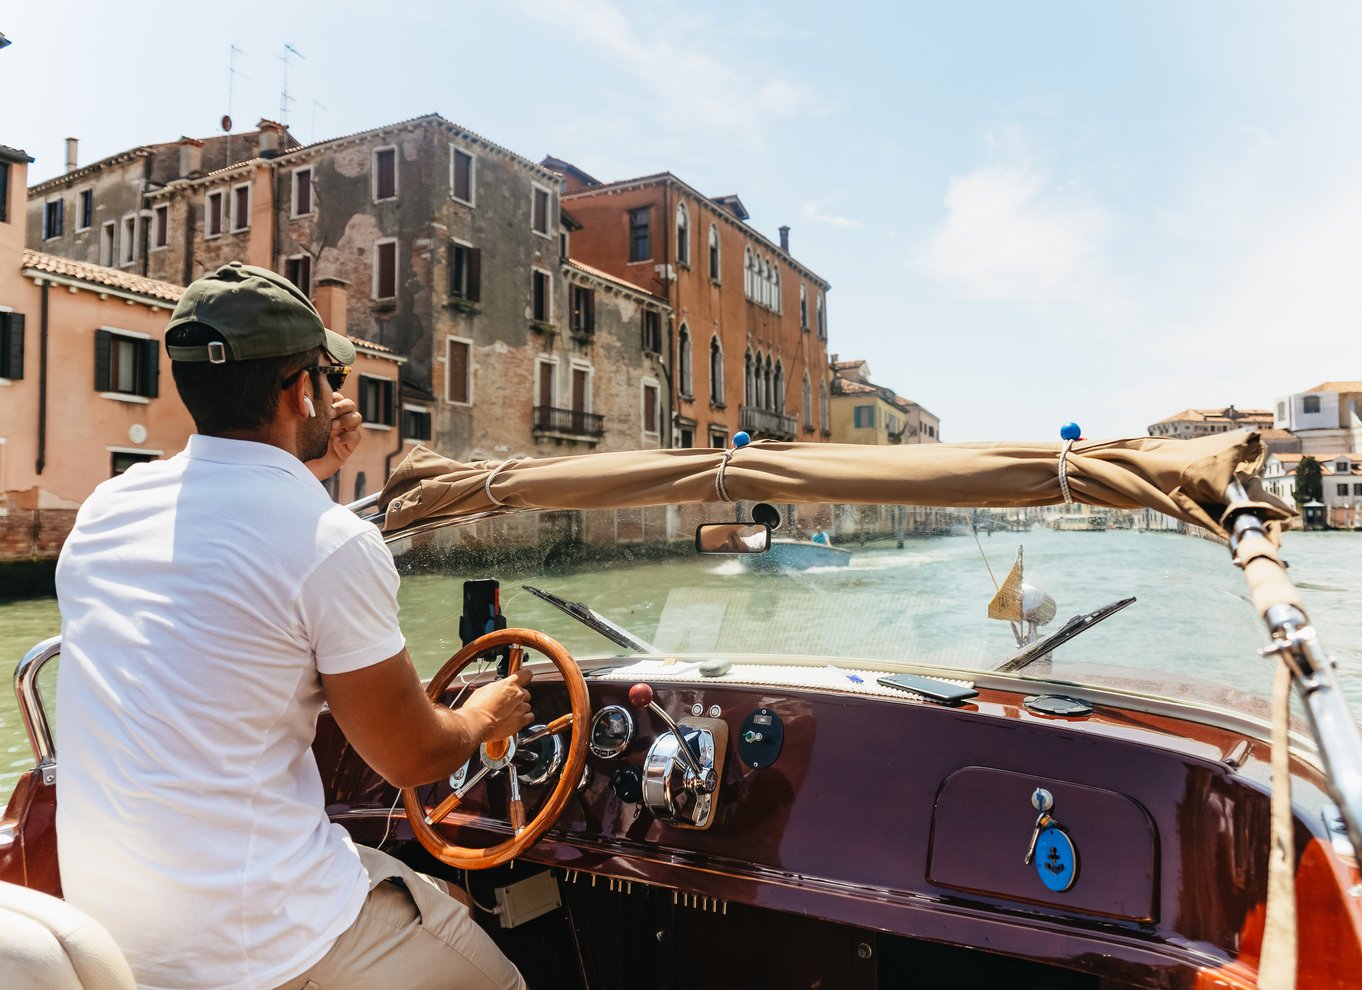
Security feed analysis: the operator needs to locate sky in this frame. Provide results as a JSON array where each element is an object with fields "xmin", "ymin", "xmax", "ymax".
[{"xmin": 4, "ymin": 1, "xmax": 1361, "ymax": 441}]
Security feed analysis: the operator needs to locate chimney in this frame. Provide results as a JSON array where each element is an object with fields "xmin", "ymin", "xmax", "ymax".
[
  {"xmin": 257, "ymin": 119, "xmax": 285, "ymax": 159},
  {"xmin": 313, "ymin": 277, "xmax": 350, "ymax": 339},
  {"xmin": 65, "ymin": 137, "xmax": 78, "ymax": 173},
  {"xmin": 779, "ymin": 225, "xmax": 790, "ymax": 252},
  {"xmin": 178, "ymin": 137, "xmax": 204, "ymax": 178}
]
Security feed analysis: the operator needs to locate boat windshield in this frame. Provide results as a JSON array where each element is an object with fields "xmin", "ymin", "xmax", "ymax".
[{"xmin": 388, "ymin": 501, "xmax": 1353, "ymax": 720}]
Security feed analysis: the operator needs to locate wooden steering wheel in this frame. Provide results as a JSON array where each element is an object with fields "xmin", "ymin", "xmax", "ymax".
[{"xmin": 402, "ymin": 628, "xmax": 590, "ymax": 870}]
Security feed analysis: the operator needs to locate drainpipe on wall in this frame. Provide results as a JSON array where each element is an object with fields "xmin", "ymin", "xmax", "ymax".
[
  {"xmin": 663, "ymin": 181, "xmax": 674, "ymax": 449},
  {"xmin": 35, "ymin": 281, "xmax": 48, "ymax": 475}
]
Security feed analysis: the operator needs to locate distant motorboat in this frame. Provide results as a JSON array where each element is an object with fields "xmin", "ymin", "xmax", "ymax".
[{"xmin": 742, "ymin": 538, "xmax": 853, "ymax": 571}]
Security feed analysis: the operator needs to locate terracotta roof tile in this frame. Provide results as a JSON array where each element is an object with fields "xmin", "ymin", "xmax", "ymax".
[
  {"xmin": 22, "ymin": 250, "xmax": 184, "ymax": 304},
  {"xmin": 564, "ymin": 259, "xmax": 666, "ymax": 302},
  {"xmin": 1152, "ymin": 407, "xmax": 1273, "ymax": 425},
  {"xmin": 1304, "ymin": 381, "xmax": 1362, "ymax": 393}
]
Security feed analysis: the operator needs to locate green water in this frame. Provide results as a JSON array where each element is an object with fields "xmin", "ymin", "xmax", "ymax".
[{"xmin": 4, "ymin": 529, "xmax": 1359, "ymax": 799}]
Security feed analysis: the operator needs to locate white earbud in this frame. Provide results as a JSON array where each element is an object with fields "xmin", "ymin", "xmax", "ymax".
[{"xmin": 303, "ymin": 395, "xmax": 317, "ymax": 417}]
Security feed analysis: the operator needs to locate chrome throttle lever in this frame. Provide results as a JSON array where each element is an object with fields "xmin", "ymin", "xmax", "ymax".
[{"xmin": 629, "ymin": 682, "xmax": 716, "ymax": 793}]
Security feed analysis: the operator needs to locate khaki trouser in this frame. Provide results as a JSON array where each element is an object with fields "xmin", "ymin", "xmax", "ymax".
[{"xmin": 271, "ymin": 845, "xmax": 527, "ymax": 990}]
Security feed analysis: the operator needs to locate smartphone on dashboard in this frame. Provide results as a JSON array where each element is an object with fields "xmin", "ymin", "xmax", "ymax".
[{"xmin": 877, "ymin": 672, "xmax": 978, "ymax": 705}]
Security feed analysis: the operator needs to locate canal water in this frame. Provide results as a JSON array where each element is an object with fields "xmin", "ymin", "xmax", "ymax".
[{"xmin": 3, "ymin": 528, "xmax": 1359, "ymax": 799}]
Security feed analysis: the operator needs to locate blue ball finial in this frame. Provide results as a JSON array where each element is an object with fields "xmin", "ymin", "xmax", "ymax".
[
  {"xmin": 733, "ymin": 431, "xmax": 751, "ymax": 448},
  {"xmin": 1060, "ymin": 422, "xmax": 1082, "ymax": 441}
]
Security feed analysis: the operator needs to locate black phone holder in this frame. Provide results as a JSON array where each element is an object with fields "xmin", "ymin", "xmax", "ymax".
[{"xmin": 459, "ymin": 578, "xmax": 509, "ymax": 675}]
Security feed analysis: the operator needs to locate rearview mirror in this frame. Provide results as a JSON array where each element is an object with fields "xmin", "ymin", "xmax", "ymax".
[{"xmin": 694, "ymin": 523, "xmax": 771, "ymax": 554}]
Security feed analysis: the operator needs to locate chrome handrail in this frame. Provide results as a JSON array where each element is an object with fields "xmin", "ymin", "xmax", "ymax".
[{"xmin": 14, "ymin": 635, "xmax": 60, "ymax": 786}]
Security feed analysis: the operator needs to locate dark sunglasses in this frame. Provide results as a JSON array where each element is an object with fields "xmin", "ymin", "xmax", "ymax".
[{"xmin": 282, "ymin": 365, "xmax": 351, "ymax": 391}]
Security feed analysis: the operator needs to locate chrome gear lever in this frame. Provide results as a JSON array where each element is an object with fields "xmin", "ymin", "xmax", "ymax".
[{"xmin": 629, "ymin": 683, "xmax": 717, "ymax": 794}]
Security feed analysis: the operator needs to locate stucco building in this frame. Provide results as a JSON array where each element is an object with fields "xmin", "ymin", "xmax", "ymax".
[
  {"xmin": 545, "ymin": 159, "xmax": 831, "ymax": 449},
  {"xmin": 1146, "ymin": 406, "xmax": 1273, "ymax": 439},
  {"xmin": 827, "ymin": 358, "xmax": 940, "ymax": 445},
  {"xmin": 1272, "ymin": 382, "xmax": 1362, "ymax": 455},
  {"xmin": 2, "ymin": 144, "xmax": 407, "ymax": 564},
  {"xmin": 29, "ymin": 117, "xmax": 671, "ymax": 467}
]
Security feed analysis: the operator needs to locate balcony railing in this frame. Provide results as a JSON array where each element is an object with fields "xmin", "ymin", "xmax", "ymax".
[
  {"xmin": 739, "ymin": 406, "xmax": 798, "ymax": 440},
  {"xmin": 533, "ymin": 406, "xmax": 605, "ymax": 438}
]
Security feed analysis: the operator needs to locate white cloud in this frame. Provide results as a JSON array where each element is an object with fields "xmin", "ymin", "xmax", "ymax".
[
  {"xmin": 921, "ymin": 163, "xmax": 1109, "ymax": 304},
  {"xmin": 801, "ymin": 199, "xmax": 863, "ymax": 229}
]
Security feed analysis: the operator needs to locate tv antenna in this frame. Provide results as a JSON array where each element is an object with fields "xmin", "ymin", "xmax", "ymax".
[{"xmin": 279, "ymin": 43, "xmax": 304, "ymax": 124}]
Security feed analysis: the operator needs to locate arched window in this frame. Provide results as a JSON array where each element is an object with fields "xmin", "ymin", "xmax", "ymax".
[
  {"xmin": 676, "ymin": 202, "xmax": 689, "ymax": 267},
  {"xmin": 819, "ymin": 382, "xmax": 830, "ymax": 433},
  {"xmin": 772, "ymin": 267, "xmax": 781, "ymax": 313},
  {"xmin": 816, "ymin": 294, "xmax": 826, "ymax": 339},
  {"xmin": 744, "ymin": 247, "xmax": 754, "ymax": 298},
  {"xmin": 678, "ymin": 324, "xmax": 693, "ymax": 398},
  {"xmin": 799, "ymin": 284, "xmax": 808, "ymax": 328},
  {"xmin": 708, "ymin": 224, "xmax": 720, "ymax": 280},
  {"xmin": 773, "ymin": 361, "xmax": 783, "ymax": 413},
  {"xmin": 709, "ymin": 336, "xmax": 724, "ymax": 404},
  {"xmin": 745, "ymin": 351, "xmax": 754, "ymax": 407},
  {"xmin": 754, "ymin": 350, "xmax": 765, "ymax": 408},
  {"xmin": 763, "ymin": 356, "xmax": 774, "ymax": 411},
  {"xmin": 764, "ymin": 259, "xmax": 774, "ymax": 309},
  {"xmin": 802, "ymin": 374, "xmax": 812, "ymax": 428}
]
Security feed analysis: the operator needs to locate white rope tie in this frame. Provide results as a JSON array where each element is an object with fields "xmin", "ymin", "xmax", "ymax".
[
  {"xmin": 483, "ymin": 457, "xmax": 522, "ymax": 507},
  {"xmin": 1058, "ymin": 439, "xmax": 1075, "ymax": 505},
  {"xmin": 715, "ymin": 448, "xmax": 737, "ymax": 502}
]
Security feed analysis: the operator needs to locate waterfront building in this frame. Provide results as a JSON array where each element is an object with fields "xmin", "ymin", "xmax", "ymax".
[
  {"xmin": 1272, "ymin": 381, "xmax": 1362, "ymax": 456},
  {"xmin": 0, "ymin": 145, "xmax": 405, "ymax": 563},
  {"xmin": 544, "ymin": 158, "xmax": 831, "ymax": 449},
  {"xmin": 827, "ymin": 358, "xmax": 940, "ymax": 445},
  {"xmin": 25, "ymin": 117, "xmax": 672, "ymax": 472},
  {"xmin": 1146, "ymin": 405, "xmax": 1273, "ymax": 438}
]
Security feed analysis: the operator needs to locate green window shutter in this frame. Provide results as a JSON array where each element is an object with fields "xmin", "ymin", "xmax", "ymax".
[
  {"xmin": 94, "ymin": 329, "xmax": 112, "ymax": 391},
  {"xmin": 142, "ymin": 339, "xmax": 160, "ymax": 398},
  {"xmin": 2, "ymin": 313, "xmax": 22, "ymax": 380}
]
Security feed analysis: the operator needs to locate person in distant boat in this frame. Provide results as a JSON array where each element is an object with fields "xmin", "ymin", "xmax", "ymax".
[
  {"xmin": 811, "ymin": 527, "xmax": 832, "ymax": 545},
  {"xmin": 55, "ymin": 263, "xmax": 528, "ymax": 990}
]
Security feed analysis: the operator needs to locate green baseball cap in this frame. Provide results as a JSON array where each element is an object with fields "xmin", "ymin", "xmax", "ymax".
[{"xmin": 165, "ymin": 261, "xmax": 356, "ymax": 365}]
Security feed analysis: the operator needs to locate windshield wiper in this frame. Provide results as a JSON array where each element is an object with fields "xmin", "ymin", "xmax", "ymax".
[
  {"xmin": 521, "ymin": 584, "xmax": 659, "ymax": 654},
  {"xmin": 994, "ymin": 597, "xmax": 1136, "ymax": 673}
]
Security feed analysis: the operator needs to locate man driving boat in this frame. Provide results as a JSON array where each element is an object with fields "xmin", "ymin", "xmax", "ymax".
[{"xmin": 53, "ymin": 263, "xmax": 530, "ymax": 990}]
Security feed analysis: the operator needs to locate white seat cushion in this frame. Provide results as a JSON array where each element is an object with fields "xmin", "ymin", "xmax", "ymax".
[{"xmin": 0, "ymin": 881, "xmax": 136, "ymax": 990}]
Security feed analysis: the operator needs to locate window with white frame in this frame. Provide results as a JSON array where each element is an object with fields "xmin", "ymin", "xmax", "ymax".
[
  {"xmin": 532, "ymin": 184, "xmax": 551, "ymax": 236},
  {"xmin": 628, "ymin": 207, "xmax": 650, "ymax": 262},
  {"xmin": 709, "ymin": 336, "xmax": 724, "ymax": 406},
  {"xmin": 447, "ymin": 336, "xmax": 472, "ymax": 405},
  {"xmin": 42, "ymin": 197, "xmax": 63, "ymax": 240},
  {"xmin": 708, "ymin": 224, "xmax": 720, "ymax": 281},
  {"xmin": 374, "ymin": 239, "xmax": 398, "ymax": 300},
  {"xmin": 819, "ymin": 383, "xmax": 830, "ymax": 432},
  {"xmin": 642, "ymin": 379, "xmax": 660, "ymax": 435},
  {"xmin": 678, "ymin": 324, "xmax": 693, "ymax": 398},
  {"xmin": 570, "ymin": 362, "xmax": 592, "ymax": 414},
  {"xmin": 641, "ymin": 309, "xmax": 662, "ymax": 354},
  {"xmin": 570, "ymin": 284, "xmax": 595, "ymax": 335},
  {"xmin": 78, "ymin": 189, "xmax": 93, "ymax": 231},
  {"xmin": 206, "ymin": 191, "xmax": 224, "ymax": 237},
  {"xmin": 817, "ymin": 293, "xmax": 826, "ymax": 339},
  {"xmin": 152, "ymin": 204, "xmax": 169, "ymax": 250},
  {"xmin": 743, "ymin": 247, "xmax": 753, "ymax": 297},
  {"xmin": 285, "ymin": 254, "xmax": 312, "ymax": 297},
  {"xmin": 291, "ymin": 167, "xmax": 313, "ymax": 217},
  {"xmin": 800, "ymin": 284, "xmax": 808, "ymax": 328},
  {"xmin": 99, "ymin": 221, "xmax": 115, "ymax": 266},
  {"xmin": 676, "ymin": 202, "xmax": 689, "ymax": 266},
  {"xmin": 374, "ymin": 147, "xmax": 397, "ymax": 201},
  {"xmin": 95, "ymin": 328, "xmax": 159, "ymax": 398},
  {"xmin": 802, "ymin": 374, "xmax": 812, "ymax": 428},
  {"xmin": 773, "ymin": 361, "xmax": 783, "ymax": 411},
  {"xmin": 451, "ymin": 148, "xmax": 474, "ymax": 205},
  {"xmin": 1303, "ymin": 395, "xmax": 1321, "ymax": 414},
  {"xmin": 450, "ymin": 240, "xmax": 480, "ymax": 301},
  {"xmin": 744, "ymin": 351, "xmax": 754, "ymax": 407},
  {"xmin": 402, "ymin": 404, "xmax": 432, "ymax": 443},
  {"xmin": 120, "ymin": 214, "xmax": 137, "ymax": 266},
  {"xmin": 532, "ymin": 268, "xmax": 552, "ymax": 322},
  {"xmin": 358, "ymin": 374, "xmax": 395, "ymax": 425},
  {"xmin": 230, "ymin": 182, "xmax": 250, "ymax": 232}
]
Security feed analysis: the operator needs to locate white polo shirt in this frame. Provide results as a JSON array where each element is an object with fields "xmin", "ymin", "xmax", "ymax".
[{"xmin": 55, "ymin": 435, "xmax": 406, "ymax": 990}]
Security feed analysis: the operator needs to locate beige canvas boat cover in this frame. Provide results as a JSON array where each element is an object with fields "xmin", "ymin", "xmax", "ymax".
[{"xmin": 377, "ymin": 430, "xmax": 1293, "ymax": 539}]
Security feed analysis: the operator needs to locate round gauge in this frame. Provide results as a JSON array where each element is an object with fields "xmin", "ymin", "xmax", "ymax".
[{"xmin": 589, "ymin": 705, "xmax": 636, "ymax": 759}]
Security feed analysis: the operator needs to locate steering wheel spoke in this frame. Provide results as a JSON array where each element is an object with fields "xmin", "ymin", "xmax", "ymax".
[{"xmin": 401, "ymin": 628, "xmax": 589, "ymax": 870}]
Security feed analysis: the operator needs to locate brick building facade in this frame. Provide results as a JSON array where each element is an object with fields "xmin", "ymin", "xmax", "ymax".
[{"xmin": 546, "ymin": 161, "xmax": 832, "ymax": 449}]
